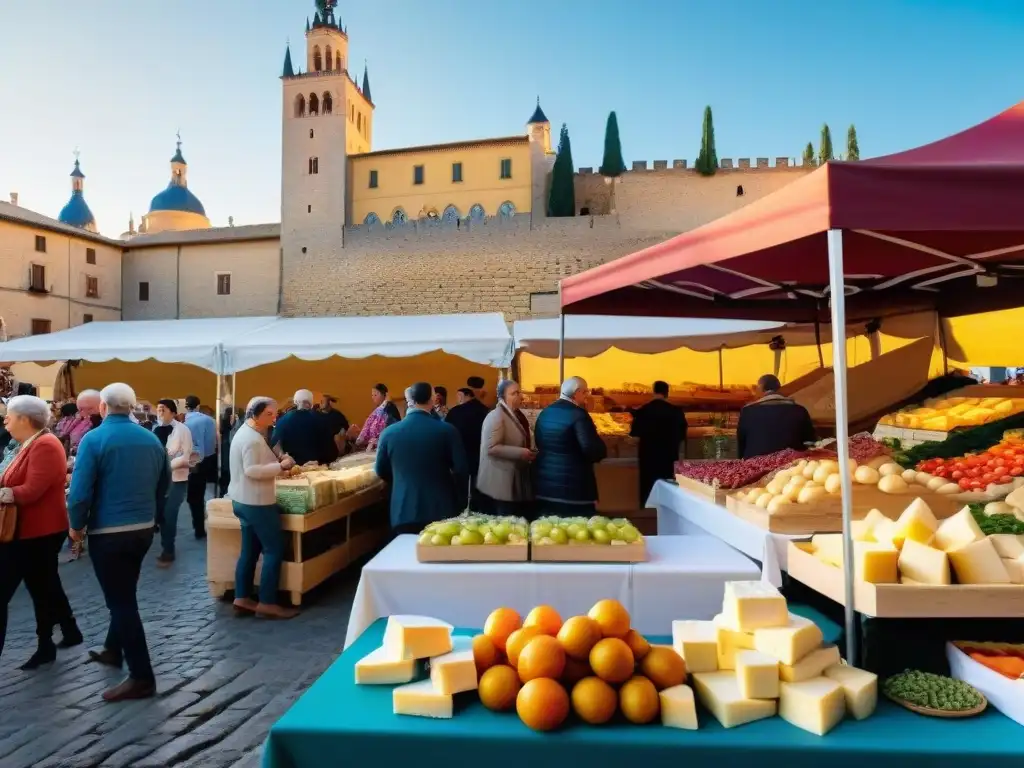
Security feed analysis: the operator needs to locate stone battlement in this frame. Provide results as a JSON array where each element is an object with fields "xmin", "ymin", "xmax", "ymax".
[{"xmin": 577, "ymin": 156, "xmax": 813, "ymax": 174}]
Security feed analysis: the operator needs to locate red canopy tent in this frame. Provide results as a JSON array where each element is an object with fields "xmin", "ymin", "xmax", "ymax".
[{"xmin": 558, "ymin": 101, "xmax": 1024, "ymax": 663}]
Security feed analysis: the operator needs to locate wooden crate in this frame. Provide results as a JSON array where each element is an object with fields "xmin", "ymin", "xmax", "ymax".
[
  {"xmin": 415, "ymin": 543, "xmax": 529, "ymax": 563},
  {"xmin": 872, "ymin": 424, "xmax": 949, "ymax": 448},
  {"xmin": 724, "ymin": 484, "xmax": 965, "ymax": 535},
  {"xmin": 786, "ymin": 542, "xmax": 1024, "ymax": 618},
  {"xmin": 674, "ymin": 474, "xmax": 730, "ymax": 505},
  {"xmin": 531, "ymin": 540, "xmax": 646, "ymax": 563}
]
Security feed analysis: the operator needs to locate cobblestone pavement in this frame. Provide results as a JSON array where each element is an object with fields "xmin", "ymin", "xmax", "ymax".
[{"xmin": 0, "ymin": 504, "xmax": 361, "ymax": 768}]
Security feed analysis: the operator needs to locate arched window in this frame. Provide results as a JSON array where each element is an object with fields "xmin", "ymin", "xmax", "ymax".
[
  {"xmin": 357, "ymin": 113, "xmax": 362, "ymax": 131},
  {"xmin": 364, "ymin": 212, "xmax": 381, "ymax": 226},
  {"xmin": 350, "ymin": 104, "xmax": 355, "ymax": 121},
  {"xmin": 498, "ymin": 201, "xmax": 516, "ymax": 219},
  {"xmin": 391, "ymin": 208, "xmax": 408, "ymax": 225},
  {"xmin": 336, "ymin": 53, "xmax": 342, "ymax": 72},
  {"xmin": 322, "ymin": 92, "xmax": 333, "ymax": 115},
  {"xmin": 469, "ymin": 203, "xmax": 485, "ymax": 221},
  {"xmin": 310, "ymin": 129, "xmax": 314, "ymax": 138},
  {"xmin": 442, "ymin": 205, "xmax": 460, "ymax": 224},
  {"xmin": 295, "ymin": 94, "xmax": 306, "ymax": 117},
  {"xmin": 325, "ymin": 45, "xmax": 333, "ymax": 71},
  {"xmin": 313, "ymin": 46, "xmax": 322, "ymax": 72},
  {"xmin": 309, "ymin": 93, "xmax": 319, "ymax": 116}
]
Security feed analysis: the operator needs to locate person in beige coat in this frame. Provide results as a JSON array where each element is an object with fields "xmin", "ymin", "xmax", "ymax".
[{"xmin": 475, "ymin": 380, "xmax": 536, "ymax": 519}]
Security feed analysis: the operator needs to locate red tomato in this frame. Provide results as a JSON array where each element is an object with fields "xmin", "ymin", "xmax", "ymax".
[
  {"xmin": 969, "ymin": 479, "xmax": 985, "ymax": 490},
  {"xmin": 967, "ymin": 457, "xmax": 984, "ymax": 468},
  {"xmin": 951, "ymin": 470, "xmax": 965, "ymax": 480},
  {"xmin": 934, "ymin": 467, "xmax": 949, "ymax": 478},
  {"xmin": 995, "ymin": 457, "xmax": 1008, "ymax": 467},
  {"xmin": 981, "ymin": 473, "xmax": 996, "ymax": 485},
  {"xmin": 1012, "ymin": 466, "xmax": 1024, "ymax": 477},
  {"xmin": 1000, "ymin": 475, "xmax": 1013, "ymax": 485},
  {"xmin": 968, "ymin": 467, "xmax": 984, "ymax": 478},
  {"xmin": 1015, "ymin": 456, "xmax": 1024, "ymax": 466},
  {"xmin": 934, "ymin": 457, "xmax": 946, "ymax": 465},
  {"xmin": 959, "ymin": 477, "xmax": 974, "ymax": 490}
]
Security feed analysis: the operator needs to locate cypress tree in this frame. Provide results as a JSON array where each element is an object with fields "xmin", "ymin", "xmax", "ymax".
[
  {"xmin": 802, "ymin": 142, "xmax": 816, "ymax": 167},
  {"xmin": 599, "ymin": 111, "xmax": 626, "ymax": 178},
  {"xmin": 818, "ymin": 124, "xmax": 834, "ymax": 165},
  {"xmin": 846, "ymin": 124, "xmax": 860, "ymax": 161},
  {"xmin": 548, "ymin": 123, "xmax": 576, "ymax": 217},
  {"xmin": 695, "ymin": 106, "xmax": 718, "ymax": 176}
]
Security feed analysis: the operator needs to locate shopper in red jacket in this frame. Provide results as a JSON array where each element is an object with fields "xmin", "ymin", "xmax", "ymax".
[{"xmin": 0, "ymin": 395, "xmax": 82, "ymax": 670}]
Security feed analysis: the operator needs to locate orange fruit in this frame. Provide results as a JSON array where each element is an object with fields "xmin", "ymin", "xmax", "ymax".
[
  {"xmin": 571, "ymin": 676, "xmax": 618, "ymax": 725},
  {"xmin": 588, "ymin": 599, "xmax": 631, "ymax": 638},
  {"xmin": 478, "ymin": 664, "xmax": 521, "ymax": 711},
  {"xmin": 624, "ymin": 629, "xmax": 651, "ymax": 660},
  {"xmin": 484, "ymin": 607, "xmax": 522, "ymax": 652},
  {"xmin": 517, "ymin": 635, "xmax": 566, "ymax": 683},
  {"xmin": 557, "ymin": 615, "xmax": 603, "ymax": 660},
  {"xmin": 516, "ymin": 678, "xmax": 570, "ymax": 731},
  {"xmin": 524, "ymin": 605, "xmax": 563, "ymax": 636},
  {"xmin": 472, "ymin": 634, "xmax": 499, "ymax": 675},
  {"xmin": 561, "ymin": 656, "xmax": 593, "ymax": 687},
  {"xmin": 639, "ymin": 645, "xmax": 687, "ymax": 690},
  {"xmin": 619, "ymin": 676, "xmax": 660, "ymax": 724},
  {"xmin": 589, "ymin": 637, "xmax": 635, "ymax": 684},
  {"xmin": 505, "ymin": 626, "xmax": 543, "ymax": 668}
]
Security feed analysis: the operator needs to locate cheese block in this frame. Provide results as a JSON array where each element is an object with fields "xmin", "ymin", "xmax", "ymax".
[
  {"xmin": 856, "ymin": 543, "xmax": 900, "ymax": 584},
  {"xmin": 989, "ymin": 534, "xmax": 1024, "ymax": 559},
  {"xmin": 778, "ymin": 677, "xmax": 846, "ymax": 735},
  {"xmin": 712, "ymin": 613, "xmax": 754, "ymax": 671},
  {"xmin": 897, "ymin": 540, "xmax": 951, "ymax": 585},
  {"xmin": 721, "ymin": 581, "xmax": 789, "ymax": 631},
  {"xmin": 1004, "ymin": 556, "xmax": 1024, "ymax": 584},
  {"xmin": 872, "ymin": 518, "xmax": 898, "ymax": 550},
  {"xmin": 392, "ymin": 678, "xmax": 453, "ymax": 719},
  {"xmin": 735, "ymin": 650, "xmax": 779, "ymax": 699},
  {"xmin": 933, "ymin": 507, "xmax": 985, "ymax": 552},
  {"xmin": 861, "ymin": 508, "xmax": 888, "ymax": 533},
  {"xmin": 383, "ymin": 615, "xmax": 454, "ymax": 660},
  {"xmin": 850, "ymin": 520, "xmax": 874, "ymax": 542},
  {"xmin": 672, "ymin": 620, "xmax": 718, "ymax": 673},
  {"xmin": 779, "ymin": 644, "xmax": 841, "ymax": 683},
  {"xmin": 811, "ymin": 534, "xmax": 843, "ymax": 566},
  {"xmin": 823, "ymin": 664, "xmax": 878, "ymax": 720},
  {"xmin": 947, "ymin": 538, "xmax": 1011, "ymax": 584},
  {"xmin": 691, "ymin": 672, "xmax": 777, "ymax": 728},
  {"xmin": 354, "ymin": 645, "xmax": 419, "ymax": 685},
  {"xmin": 659, "ymin": 684, "xmax": 699, "ymax": 730},
  {"xmin": 306, "ymin": 473, "xmax": 338, "ymax": 509},
  {"xmin": 892, "ymin": 499, "xmax": 938, "ymax": 550},
  {"xmin": 753, "ymin": 617, "xmax": 824, "ymax": 666},
  {"xmin": 429, "ymin": 642, "xmax": 478, "ymax": 695}
]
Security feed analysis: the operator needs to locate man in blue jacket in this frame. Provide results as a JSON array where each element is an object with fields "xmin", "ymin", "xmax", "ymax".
[
  {"xmin": 68, "ymin": 382, "xmax": 170, "ymax": 702},
  {"xmin": 374, "ymin": 382, "xmax": 467, "ymax": 534}
]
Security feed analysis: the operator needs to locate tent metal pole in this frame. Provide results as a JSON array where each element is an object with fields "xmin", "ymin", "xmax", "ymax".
[
  {"xmin": 214, "ymin": 345, "xmax": 224, "ymax": 500},
  {"xmin": 827, "ymin": 229, "xmax": 858, "ymax": 666},
  {"xmin": 814, "ymin": 312, "xmax": 825, "ymax": 368},
  {"xmin": 718, "ymin": 347, "xmax": 724, "ymax": 389},
  {"xmin": 558, "ymin": 312, "xmax": 566, "ymax": 384},
  {"xmin": 937, "ymin": 314, "xmax": 949, "ymax": 375}
]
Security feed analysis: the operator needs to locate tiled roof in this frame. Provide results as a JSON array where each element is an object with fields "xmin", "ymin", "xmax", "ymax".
[
  {"xmin": 355, "ymin": 135, "xmax": 528, "ymax": 159},
  {"xmin": 0, "ymin": 201, "xmax": 118, "ymax": 246},
  {"xmin": 125, "ymin": 222, "xmax": 280, "ymax": 248}
]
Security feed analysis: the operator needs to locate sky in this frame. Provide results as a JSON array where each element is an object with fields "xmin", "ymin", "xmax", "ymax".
[{"xmin": 2, "ymin": 0, "xmax": 1024, "ymax": 237}]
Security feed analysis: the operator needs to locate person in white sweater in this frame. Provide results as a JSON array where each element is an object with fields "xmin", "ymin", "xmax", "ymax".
[
  {"xmin": 227, "ymin": 397, "xmax": 297, "ymax": 619},
  {"xmin": 152, "ymin": 399, "xmax": 196, "ymax": 567}
]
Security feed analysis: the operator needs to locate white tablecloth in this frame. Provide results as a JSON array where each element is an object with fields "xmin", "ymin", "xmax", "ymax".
[
  {"xmin": 648, "ymin": 481, "xmax": 809, "ymax": 587},
  {"xmin": 344, "ymin": 534, "xmax": 760, "ymax": 648}
]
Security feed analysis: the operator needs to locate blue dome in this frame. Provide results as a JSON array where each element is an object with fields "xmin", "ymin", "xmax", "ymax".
[
  {"xmin": 149, "ymin": 184, "xmax": 207, "ymax": 216},
  {"xmin": 58, "ymin": 191, "xmax": 96, "ymax": 229}
]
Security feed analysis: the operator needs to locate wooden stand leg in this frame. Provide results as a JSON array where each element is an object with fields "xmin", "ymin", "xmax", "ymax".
[
  {"xmin": 209, "ymin": 582, "xmax": 229, "ymax": 599},
  {"xmin": 289, "ymin": 591, "xmax": 302, "ymax": 607}
]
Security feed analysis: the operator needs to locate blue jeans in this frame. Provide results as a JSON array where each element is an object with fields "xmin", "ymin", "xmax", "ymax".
[
  {"xmin": 160, "ymin": 481, "xmax": 188, "ymax": 556},
  {"xmin": 232, "ymin": 502, "xmax": 284, "ymax": 605}
]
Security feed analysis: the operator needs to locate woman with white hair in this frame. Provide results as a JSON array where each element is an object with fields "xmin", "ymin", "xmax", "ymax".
[
  {"xmin": 476, "ymin": 379, "xmax": 536, "ymax": 519},
  {"xmin": 228, "ymin": 397, "xmax": 298, "ymax": 619},
  {"xmin": 0, "ymin": 395, "xmax": 82, "ymax": 670}
]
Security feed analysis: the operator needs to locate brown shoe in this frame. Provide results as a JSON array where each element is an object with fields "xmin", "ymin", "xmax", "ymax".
[
  {"xmin": 255, "ymin": 603, "xmax": 299, "ymax": 620},
  {"xmin": 102, "ymin": 677, "xmax": 156, "ymax": 702},
  {"xmin": 232, "ymin": 598, "xmax": 258, "ymax": 616}
]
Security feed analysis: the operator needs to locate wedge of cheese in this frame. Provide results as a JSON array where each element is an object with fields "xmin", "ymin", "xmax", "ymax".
[
  {"xmin": 779, "ymin": 644, "xmax": 841, "ymax": 683},
  {"xmin": 753, "ymin": 616, "xmax": 824, "ymax": 666},
  {"xmin": 721, "ymin": 581, "xmax": 789, "ymax": 631},
  {"xmin": 692, "ymin": 672, "xmax": 777, "ymax": 728},
  {"xmin": 778, "ymin": 677, "xmax": 846, "ymax": 735},
  {"xmin": 989, "ymin": 534, "xmax": 1024, "ymax": 559},
  {"xmin": 735, "ymin": 650, "xmax": 779, "ymax": 700},
  {"xmin": 712, "ymin": 613, "xmax": 754, "ymax": 671},
  {"xmin": 672, "ymin": 620, "xmax": 718, "ymax": 673},
  {"xmin": 429, "ymin": 642, "xmax": 478, "ymax": 695},
  {"xmin": 948, "ymin": 538, "xmax": 1011, "ymax": 584},
  {"xmin": 823, "ymin": 664, "xmax": 877, "ymax": 720},
  {"xmin": 872, "ymin": 518, "xmax": 898, "ymax": 550},
  {"xmin": 1004, "ymin": 556, "xmax": 1024, "ymax": 584},
  {"xmin": 393, "ymin": 678, "xmax": 453, "ymax": 719},
  {"xmin": 659, "ymin": 684, "xmax": 699, "ymax": 730},
  {"xmin": 891, "ymin": 498, "xmax": 939, "ymax": 550},
  {"xmin": 897, "ymin": 539, "xmax": 950, "ymax": 585},
  {"xmin": 383, "ymin": 615, "xmax": 453, "ymax": 660},
  {"xmin": 933, "ymin": 507, "xmax": 985, "ymax": 552},
  {"xmin": 354, "ymin": 645, "xmax": 419, "ymax": 685}
]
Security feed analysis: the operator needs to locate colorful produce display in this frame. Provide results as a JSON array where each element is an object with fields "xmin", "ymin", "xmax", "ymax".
[
  {"xmin": 530, "ymin": 516, "xmax": 642, "ymax": 547},
  {"xmin": 675, "ymin": 448, "xmax": 810, "ymax": 490},
  {"xmin": 879, "ymin": 395, "xmax": 1024, "ymax": 432},
  {"xmin": 904, "ymin": 437, "xmax": 1024, "ymax": 502},
  {"xmin": 274, "ymin": 465, "xmax": 380, "ymax": 514},
  {"xmin": 955, "ymin": 642, "xmax": 1024, "ymax": 681},
  {"xmin": 418, "ymin": 514, "xmax": 529, "ymax": 547},
  {"xmin": 882, "ymin": 670, "xmax": 984, "ymax": 713}
]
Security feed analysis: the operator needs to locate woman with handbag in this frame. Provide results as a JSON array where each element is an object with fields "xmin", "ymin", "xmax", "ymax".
[
  {"xmin": 0, "ymin": 395, "xmax": 82, "ymax": 670},
  {"xmin": 475, "ymin": 379, "xmax": 537, "ymax": 520}
]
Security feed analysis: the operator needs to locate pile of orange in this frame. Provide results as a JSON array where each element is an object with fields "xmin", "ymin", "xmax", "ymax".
[{"xmin": 472, "ymin": 599, "xmax": 687, "ymax": 732}]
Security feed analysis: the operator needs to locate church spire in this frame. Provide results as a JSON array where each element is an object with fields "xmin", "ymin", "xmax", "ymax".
[
  {"xmin": 362, "ymin": 61, "xmax": 372, "ymax": 103},
  {"xmin": 282, "ymin": 43, "xmax": 294, "ymax": 77}
]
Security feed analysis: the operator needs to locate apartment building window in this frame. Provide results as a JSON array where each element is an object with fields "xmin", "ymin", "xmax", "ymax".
[
  {"xmin": 31, "ymin": 319, "xmax": 51, "ymax": 335},
  {"xmin": 368, "ymin": 170, "xmax": 378, "ymax": 189},
  {"xmin": 83, "ymin": 314, "xmax": 94, "ymax": 323},
  {"xmin": 86, "ymin": 247, "xmax": 96, "ymax": 264},
  {"xmin": 452, "ymin": 162, "xmax": 463, "ymax": 183},
  {"xmin": 85, "ymin": 275, "xmax": 99, "ymax": 298},
  {"xmin": 216, "ymin": 273, "xmax": 232, "ymax": 296},
  {"xmin": 29, "ymin": 264, "xmax": 46, "ymax": 292},
  {"xmin": 139, "ymin": 281, "xmax": 150, "ymax": 301},
  {"xmin": 309, "ymin": 157, "xmax": 319, "ymax": 174},
  {"xmin": 500, "ymin": 158, "xmax": 513, "ymax": 180},
  {"xmin": 413, "ymin": 165, "xmax": 424, "ymax": 185},
  {"xmin": 34, "ymin": 235, "xmax": 46, "ymax": 253}
]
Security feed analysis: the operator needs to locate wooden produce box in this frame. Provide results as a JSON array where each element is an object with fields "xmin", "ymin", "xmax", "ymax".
[
  {"xmin": 206, "ymin": 484, "xmax": 388, "ymax": 606},
  {"xmin": 872, "ymin": 423, "xmax": 949, "ymax": 448},
  {"xmin": 531, "ymin": 540, "xmax": 647, "ymax": 563},
  {"xmin": 786, "ymin": 542, "xmax": 1024, "ymax": 618},
  {"xmin": 416, "ymin": 543, "xmax": 528, "ymax": 563},
  {"xmin": 724, "ymin": 485, "xmax": 964, "ymax": 535},
  {"xmin": 674, "ymin": 474, "xmax": 730, "ymax": 505}
]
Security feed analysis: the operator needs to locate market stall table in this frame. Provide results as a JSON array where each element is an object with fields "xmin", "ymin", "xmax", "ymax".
[
  {"xmin": 649, "ymin": 481, "xmax": 807, "ymax": 586},
  {"xmin": 264, "ymin": 619, "xmax": 1024, "ymax": 768},
  {"xmin": 343, "ymin": 534, "xmax": 759, "ymax": 648}
]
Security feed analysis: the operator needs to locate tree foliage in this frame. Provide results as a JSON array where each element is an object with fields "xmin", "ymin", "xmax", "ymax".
[
  {"xmin": 819, "ymin": 124, "xmax": 834, "ymax": 165},
  {"xmin": 802, "ymin": 142, "xmax": 817, "ymax": 167},
  {"xmin": 599, "ymin": 111, "xmax": 626, "ymax": 178},
  {"xmin": 695, "ymin": 106, "xmax": 718, "ymax": 176},
  {"xmin": 846, "ymin": 124, "xmax": 860, "ymax": 161},
  {"xmin": 548, "ymin": 123, "xmax": 576, "ymax": 217}
]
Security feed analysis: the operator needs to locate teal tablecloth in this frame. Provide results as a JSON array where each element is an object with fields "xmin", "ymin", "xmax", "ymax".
[{"xmin": 263, "ymin": 619, "xmax": 1024, "ymax": 768}]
